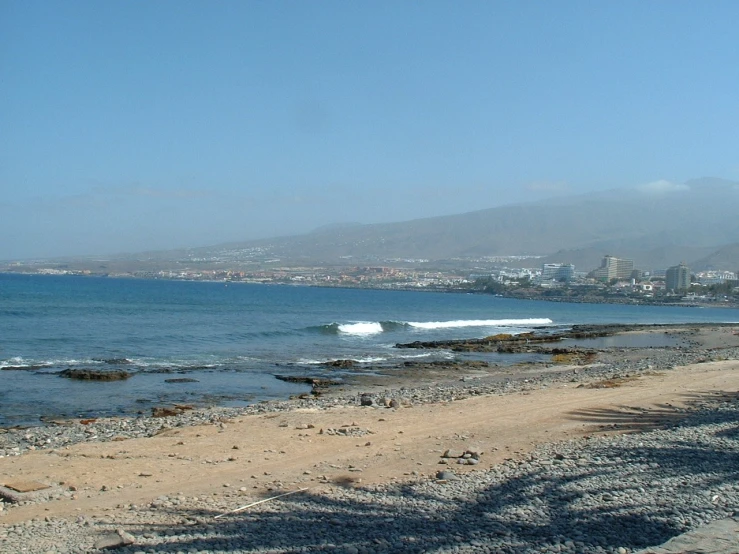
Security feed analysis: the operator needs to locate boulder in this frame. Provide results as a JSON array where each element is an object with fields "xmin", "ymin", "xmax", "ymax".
[
  {"xmin": 151, "ymin": 405, "xmax": 193, "ymax": 417},
  {"xmin": 93, "ymin": 529, "xmax": 135, "ymax": 550},
  {"xmin": 59, "ymin": 369, "xmax": 131, "ymax": 381},
  {"xmin": 323, "ymin": 359, "xmax": 356, "ymax": 369}
]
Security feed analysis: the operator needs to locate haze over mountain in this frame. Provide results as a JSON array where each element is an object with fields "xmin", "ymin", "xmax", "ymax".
[
  {"xmin": 7, "ymin": 178, "xmax": 737, "ymax": 275},
  {"xmin": 5, "ymin": 5, "xmax": 739, "ymax": 262},
  {"xmin": 201, "ymin": 177, "xmax": 737, "ymax": 272}
]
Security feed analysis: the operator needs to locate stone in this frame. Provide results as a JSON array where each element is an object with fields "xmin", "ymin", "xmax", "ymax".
[
  {"xmin": 93, "ymin": 529, "xmax": 135, "ymax": 549},
  {"xmin": 323, "ymin": 359, "xmax": 356, "ymax": 368},
  {"xmin": 2, "ymin": 480, "xmax": 50, "ymax": 493},
  {"xmin": 442, "ymin": 449, "xmax": 464, "ymax": 459},
  {"xmin": 151, "ymin": 407, "xmax": 184, "ymax": 418},
  {"xmin": 59, "ymin": 369, "xmax": 131, "ymax": 381}
]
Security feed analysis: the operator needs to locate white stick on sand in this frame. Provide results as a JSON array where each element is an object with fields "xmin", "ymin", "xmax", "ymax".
[{"xmin": 214, "ymin": 487, "xmax": 309, "ymax": 519}]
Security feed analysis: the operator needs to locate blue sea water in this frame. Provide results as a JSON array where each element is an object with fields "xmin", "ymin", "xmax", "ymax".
[{"xmin": 2, "ymin": 273, "xmax": 739, "ymax": 426}]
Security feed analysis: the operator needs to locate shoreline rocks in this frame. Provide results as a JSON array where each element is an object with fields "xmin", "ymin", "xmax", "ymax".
[
  {"xmin": 1, "ymin": 324, "xmax": 738, "ymax": 553},
  {"xmin": 2, "ymin": 339, "xmax": 737, "ymax": 458},
  {"xmin": 58, "ymin": 368, "xmax": 131, "ymax": 381},
  {"xmin": 1, "ymin": 382, "xmax": 737, "ymax": 553}
]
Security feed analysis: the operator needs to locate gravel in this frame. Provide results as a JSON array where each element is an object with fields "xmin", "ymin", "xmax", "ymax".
[
  {"xmin": 1, "ymin": 342, "xmax": 738, "ymax": 553},
  {"xmin": 2, "ymin": 344, "xmax": 736, "ymax": 458}
]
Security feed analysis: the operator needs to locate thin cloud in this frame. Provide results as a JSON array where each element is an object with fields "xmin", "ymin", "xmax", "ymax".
[
  {"xmin": 523, "ymin": 181, "xmax": 571, "ymax": 194},
  {"xmin": 93, "ymin": 185, "xmax": 215, "ymax": 200},
  {"xmin": 636, "ymin": 180, "xmax": 689, "ymax": 194}
]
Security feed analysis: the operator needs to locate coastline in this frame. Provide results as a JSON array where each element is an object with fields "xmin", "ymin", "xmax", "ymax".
[
  {"xmin": 4, "ymin": 270, "xmax": 738, "ymax": 309},
  {"xmin": 2, "ymin": 323, "xmax": 739, "ymax": 552}
]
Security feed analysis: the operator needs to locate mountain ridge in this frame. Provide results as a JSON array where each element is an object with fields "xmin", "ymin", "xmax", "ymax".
[
  {"xmin": 10, "ymin": 177, "xmax": 738, "ymax": 274},
  {"xmin": 218, "ymin": 177, "xmax": 738, "ymax": 270}
]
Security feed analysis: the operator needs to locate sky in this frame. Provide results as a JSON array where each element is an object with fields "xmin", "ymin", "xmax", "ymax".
[{"xmin": 2, "ymin": 1, "xmax": 739, "ymax": 259}]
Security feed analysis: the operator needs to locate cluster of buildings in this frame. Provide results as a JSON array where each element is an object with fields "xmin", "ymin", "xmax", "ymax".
[
  {"xmin": 3, "ymin": 247, "xmax": 737, "ymax": 303},
  {"xmin": 537, "ymin": 255, "xmax": 737, "ymax": 295}
]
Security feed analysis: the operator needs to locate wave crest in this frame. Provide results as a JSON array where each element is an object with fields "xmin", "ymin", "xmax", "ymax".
[
  {"xmin": 337, "ymin": 322, "xmax": 384, "ymax": 336},
  {"xmin": 407, "ymin": 318, "xmax": 553, "ymax": 330},
  {"xmin": 309, "ymin": 318, "xmax": 552, "ymax": 336}
]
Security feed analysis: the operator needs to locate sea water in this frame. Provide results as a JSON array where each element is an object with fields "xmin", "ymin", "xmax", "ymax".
[{"xmin": 2, "ymin": 273, "xmax": 739, "ymax": 426}]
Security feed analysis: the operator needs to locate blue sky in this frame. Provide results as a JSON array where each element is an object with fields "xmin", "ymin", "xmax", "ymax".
[{"xmin": 2, "ymin": 1, "xmax": 738, "ymax": 259}]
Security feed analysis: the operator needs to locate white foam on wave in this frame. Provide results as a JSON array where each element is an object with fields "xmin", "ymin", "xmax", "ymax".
[
  {"xmin": 1, "ymin": 357, "xmax": 94, "ymax": 368},
  {"xmin": 407, "ymin": 318, "xmax": 553, "ymax": 330},
  {"xmin": 54, "ymin": 358, "xmax": 96, "ymax": 365},
  {"xmin": 354, "ymin": 355, "xmax": 387, "ymax": 363},
  {"xmin": 396, "ymin": 351, "xmax": 454, "ymax": 360},
  {"xmin": 299, "ymin": 355, "xmax": 387, "ymax": 365},
  {"xmin": 337, "ymin": 322, "xmax": 384, "ymax": 336}
]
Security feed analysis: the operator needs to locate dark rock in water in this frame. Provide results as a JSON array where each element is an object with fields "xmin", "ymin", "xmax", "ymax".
[
  {"xmin": 92, "ymin": 358, "xmax": 132, "ymax": 365},
  {"xmin": 148, "ymin": 365, "xmax": 213, "ymax": 374},
  {"xmin": 275, "ymin": 374, "xmax": 341, "ymax": 397},
  {"xmin": 274, "ymin": 375, "xmax": 340, "ymax": 387},
  {"xmin": 152, "ymin": 405, "xmax": 193, "ymax": 417},
  {"xmin": 323, "ymin": 359, "xmax": 356, "ymax": 368},
  {"xmin": 395, "ymin": 325, "xmax": 619, "ymax": 352},
  {"xmin": 402, "ymin": 360, "xmax": 490, "ymax": 370},
  {"xmin": 59, "ymin": 369, "xmax": 131, "ymax": 381},
  {"xmin": 164, "ymin": 378, "xmax": 200, "ymax": 383},
  {"xmin": 39, "ymin": 416, "xmax": 75, "ymax": 426}
]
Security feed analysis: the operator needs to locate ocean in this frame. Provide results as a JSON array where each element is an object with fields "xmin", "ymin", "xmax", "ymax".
[{"xmin": 2, "ymin": 273, "xmax": 739, "ymax": 427}]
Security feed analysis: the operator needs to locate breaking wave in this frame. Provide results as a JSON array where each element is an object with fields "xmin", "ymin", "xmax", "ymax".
[
  {"xmin": 309, "ymin": 318, "xmax": 553, "ymax": 336},
  {"xmin": 407, "ymin": 318, "xmax": 553, "ymax": 330}
]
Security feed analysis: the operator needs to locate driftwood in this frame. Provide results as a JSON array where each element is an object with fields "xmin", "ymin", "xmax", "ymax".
[{"xmin": 214, "ymin": 487, "xmax": 309, "ymax": 519}]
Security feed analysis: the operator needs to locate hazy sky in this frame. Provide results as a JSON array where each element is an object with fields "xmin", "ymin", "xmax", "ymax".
[{"xmin": 2, "ymin": 1, "xmax": 738, "ymax": 259}]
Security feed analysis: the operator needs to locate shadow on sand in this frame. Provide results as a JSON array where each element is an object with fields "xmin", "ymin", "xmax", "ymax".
[
  {"xmin": 568, "ymin": 391, "xmax": 739, "ymax": 434},
  {"xmin": 112, "ymin": 391, "xmax": 739, "ymax": 553}
]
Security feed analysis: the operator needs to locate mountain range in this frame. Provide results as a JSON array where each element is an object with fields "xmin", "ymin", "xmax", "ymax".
[
  {"xmin": 217, "ymin": 177, "xmax": 739, "ymax": 272},
  {"xmin": 14, "ymin": 177, "xmax": 737, "ymax": 275}
]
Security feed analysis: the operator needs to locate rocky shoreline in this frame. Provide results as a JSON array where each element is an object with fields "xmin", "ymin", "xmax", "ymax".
[
  {"xmin": 1, "ymin": 323, "xmax": 739, "ymax": 553},
  {"xmin": 2, "ymin": 324, "xmax": 733, "ymax": 458}
]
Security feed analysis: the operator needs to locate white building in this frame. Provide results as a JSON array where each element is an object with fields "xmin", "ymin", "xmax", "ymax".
[{"xmin": 541, "ymin": 263, "xmax": 575, "ymax": 282}]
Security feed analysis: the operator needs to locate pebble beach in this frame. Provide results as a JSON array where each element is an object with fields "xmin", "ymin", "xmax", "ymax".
[{"xmin": 2, "ymin": 324, "xmax": 739, "ymax": 553}]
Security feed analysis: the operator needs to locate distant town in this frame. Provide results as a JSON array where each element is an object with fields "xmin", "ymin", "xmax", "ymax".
[{"xmin": 3, "ymin": 250, "xmax": 738, "ymax": 308}]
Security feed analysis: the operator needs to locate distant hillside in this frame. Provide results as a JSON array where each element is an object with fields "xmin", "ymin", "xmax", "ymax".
[
  {"xmin": 42, "ymin": 177, "xmax": 735, "ymax": 274},
  {"xmin": 230, "ymin": 177, "xmax": 739, "ymax": 271},
  {"xmin": 690, "ymin": 243, "xmax": 739, "ymax": 272},
  {"xmin": 532, "ymin": 245, "xmax": 719, "ymax": 273}
]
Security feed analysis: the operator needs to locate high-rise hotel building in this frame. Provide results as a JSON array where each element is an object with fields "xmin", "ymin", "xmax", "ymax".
[
  {"xmin": 666, "ymin": 263, "xmax": 690, "ymax": 291},
  {"xmin": 592, "ymin": 255, "xmax": 634, "ymax": 281}
]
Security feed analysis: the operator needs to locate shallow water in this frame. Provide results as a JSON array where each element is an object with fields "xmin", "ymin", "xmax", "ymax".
[
  {"xmin": 3, "ymin": 273, "xmax": 739, "ymax": 426},
  {"xmin": 558, "ymin": 332, "xmax": 687, "ymax": 349}
]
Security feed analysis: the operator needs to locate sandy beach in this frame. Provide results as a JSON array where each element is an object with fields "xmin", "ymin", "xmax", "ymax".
[{"xmin": 2, "ymin": 324, "xmax": 739, "ymax": 552}]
